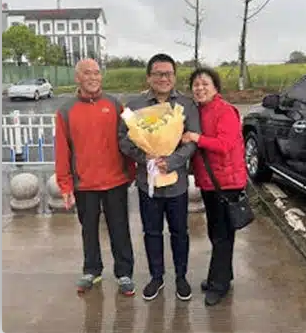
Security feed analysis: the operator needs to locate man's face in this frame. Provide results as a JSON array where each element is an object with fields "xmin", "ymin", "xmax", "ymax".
[
  {"xmin": 147, "ymin": 61, "xmax": 176, "ymax": 95},
  {"xmin": 75, "ymin": 61, "xmax": 102, "ymax": 94}
]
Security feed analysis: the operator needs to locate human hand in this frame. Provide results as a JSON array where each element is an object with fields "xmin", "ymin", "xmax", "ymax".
[
  {"xmin": 62, "ymin": 192, "xmax": 75, "ymax": 210},
  {"xmin": 146, "ymin": 154, "xmax": 157, "ymax": 160},
  {"xmin": 182, "ymin": 131, "xmax": 200, "ymax": 144},
  {"xmin": 155, "ymin": 157, "xmax": 168, "ymax": 174}
]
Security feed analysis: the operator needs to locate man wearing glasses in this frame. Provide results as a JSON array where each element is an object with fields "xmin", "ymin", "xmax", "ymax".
[{"xmin": 119, "ymin": 53, "xmax": 201, "ymax": 301}]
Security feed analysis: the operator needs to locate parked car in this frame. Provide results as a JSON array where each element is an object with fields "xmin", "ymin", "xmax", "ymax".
[
  {"xmin": 8, "ymin": 78, "xmax": 53, "ymax": 101},
  {"xmin": 243, "ymin": 75, "xmax": 306, "ymax": 193}
]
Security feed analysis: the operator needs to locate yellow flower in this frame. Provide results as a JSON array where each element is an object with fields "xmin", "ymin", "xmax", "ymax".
[{"xmin": 143, "ymin": 115, "xmax": 159, "ymax": 125}]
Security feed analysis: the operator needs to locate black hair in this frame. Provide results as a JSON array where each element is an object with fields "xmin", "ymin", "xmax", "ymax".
[
  {"xmin": 146, "ymin": 53, "xmax": 176, "ymax": 75},
  {"xmin": 189, "ymin": 67, "xmax": 221, "ymax": 92}
]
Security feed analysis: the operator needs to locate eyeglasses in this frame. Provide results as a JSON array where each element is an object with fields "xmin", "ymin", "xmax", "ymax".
[{"xmin": 150, "ymin": 71, "xmax": 175, "ymax": 79}]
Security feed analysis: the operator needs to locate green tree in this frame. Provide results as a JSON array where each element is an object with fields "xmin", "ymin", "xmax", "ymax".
[
  {"xmin": 2, "ymin": 47, "xmax": 12, "ymax": 61},
  {"xmin": 2, "ymin": 24, "xmax": 36, "ymax": 66},
  {"xmin": 27, "ymin": 35, "xmax": 48, "ymax": 64},
  {"xmin": 43, "ymin": 43, "xmax": 65, "ymax": 66},
  {"xmin": 287, "ymin": 51, "xmax": 306, "ymax": 64},
  {"xmin": 3, "ymin": 25, "xmax": 65, "ymax": 66}
]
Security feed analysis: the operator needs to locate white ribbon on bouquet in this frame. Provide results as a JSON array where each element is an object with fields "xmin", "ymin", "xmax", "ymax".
[{"xmin": 147, "ymin": 159, "xmax": 159, "ymax": 198}]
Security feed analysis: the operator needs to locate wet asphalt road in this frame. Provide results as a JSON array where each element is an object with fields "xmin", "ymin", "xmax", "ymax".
[
  {"xmin": 1, "ymin": 93, "xmax": 143, "ymax": 115},
  {"xmin": 2, "ymin": 94, "xmax": 252, "ymax": 115},
  {"xmin": 2, "ymin": 95, "xmax": 68, "ymax": 114},
  {"xmin": 2, "ymin": 186, "xmax": 306, "ymax": 333}
]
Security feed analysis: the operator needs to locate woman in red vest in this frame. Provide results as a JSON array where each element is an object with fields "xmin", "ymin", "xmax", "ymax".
[{"xmin": 182, "ymin": 67, "xmax": 247, "ymax": 306}]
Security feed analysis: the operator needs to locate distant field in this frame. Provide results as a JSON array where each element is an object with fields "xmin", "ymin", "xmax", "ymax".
[
  {"xmin": 101, "ymin": 63, "xmax": 306, "ymax": 92},
  {"xmin": 53, "ymin": 63, "xmax": 306, "ymax": 97}
]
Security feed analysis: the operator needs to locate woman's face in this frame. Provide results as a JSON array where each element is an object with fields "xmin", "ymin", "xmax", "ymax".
[{"xmin": 192, "ymin": 73, "xmax": 218, "ymax": 104}]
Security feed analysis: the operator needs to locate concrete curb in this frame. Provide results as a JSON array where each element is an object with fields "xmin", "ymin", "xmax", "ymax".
[{"xmin": 248, "ymin": 181, "xmax": 306, "ymax": 260}]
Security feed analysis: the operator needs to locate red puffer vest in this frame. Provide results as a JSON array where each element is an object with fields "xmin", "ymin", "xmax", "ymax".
[{"xmin": 191, "ymin": 94, "xmax": 247, "ymax": 191}]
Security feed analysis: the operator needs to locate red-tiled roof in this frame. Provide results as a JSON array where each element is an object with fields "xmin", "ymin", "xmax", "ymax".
[{"xmin": 6, "ymin": 8, "xmax": 107, "ymax": 24}]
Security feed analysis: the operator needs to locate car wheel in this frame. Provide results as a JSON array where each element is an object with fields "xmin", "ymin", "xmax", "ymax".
[
  {"xmin": 48, "ymin": 89, "xmax": 53, "ymax": 98},
  {"xmin": 34, "ymin": 91, "xmax": 40, "ymax": 101},
  {"xmin": 10, "ymin": 97, "xmax": 16, "ymax": 101},
  {"xmin": 245, "ymin": 131, "xmax": 272, "ymax": 183}
]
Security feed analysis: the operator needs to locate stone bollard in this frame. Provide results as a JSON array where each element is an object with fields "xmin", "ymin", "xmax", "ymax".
[
  {"xmin": 47, "ymin": 174, "xmax": 66, "ymax": 210},
  {"xmin": 10, "ymin": 173, "xmax": 40, "ymax": 210},
  {"xmin": 188, "ymin": 175, "xmax": 205, "ymax": 213}
]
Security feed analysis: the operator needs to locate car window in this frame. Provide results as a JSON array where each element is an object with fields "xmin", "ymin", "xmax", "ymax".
[
  {"xmin": 17, "ymin": 79, "xmax": 37, "ymax": 85},
  {"xmin": 283, "ymin": 75, "xmax": 306, "ymax": 104}
]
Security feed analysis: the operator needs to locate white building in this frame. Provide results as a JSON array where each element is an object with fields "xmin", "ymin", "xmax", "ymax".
[{"xmin": 2, "ymin": 5, "xmax": 107, "ymax": 66}]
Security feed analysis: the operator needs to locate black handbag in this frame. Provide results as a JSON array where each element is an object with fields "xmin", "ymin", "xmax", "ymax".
[{"xmin": 200, "ymin": 150, "xmax": 255, "ymax": 230}]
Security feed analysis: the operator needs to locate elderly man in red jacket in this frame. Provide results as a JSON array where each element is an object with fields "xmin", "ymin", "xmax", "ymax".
[{"xmin": 55, "ymin": 58, "xmax": 135, "ymax": 295}]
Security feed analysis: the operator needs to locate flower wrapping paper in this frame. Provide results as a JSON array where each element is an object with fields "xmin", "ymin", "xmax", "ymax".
[{"xmin": 121, "ymin": 102, "xmax": 185, "ymax": 195}]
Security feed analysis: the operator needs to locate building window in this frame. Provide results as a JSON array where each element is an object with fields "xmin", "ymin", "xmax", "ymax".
[
  {"xmin": 42, "ymin": 23, "xmax": 51, "ymax": 33},
  {"xmin": 28, "ymin": 24, "xmax": 36, "ymax": 33},
  {"xmin": 86, "ymin": 36, "xmax": 95, "ymax": 58},
  {"xmin": 72, "ymin": 36, "xmax": 80, "ymax": 63},
  {"xmin": 57, "ymin": 23, "xmax": 65, "ymax": 31},
  {"xmin": 58, "ymin": 36, "xmax": 68, "ymax": 64},
  {"xmin": 11, "ymin": 22, "xmax": 20, "ymax": 26},
  {"xmin": 71, "ymin": 23, "xmax": 79, "ymax": 31},
  {"xmin": 86, "ymin": 22, "xmax": 93, "ymax": 31},
  {"xmin": 58, "ymin": 36, "xmax": 66, "ymax": 47}
]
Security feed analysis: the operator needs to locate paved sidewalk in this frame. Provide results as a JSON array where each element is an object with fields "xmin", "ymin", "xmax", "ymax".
[{"xmin": 2, "ymin": 187, "xmax": 306, "ymax": 333}]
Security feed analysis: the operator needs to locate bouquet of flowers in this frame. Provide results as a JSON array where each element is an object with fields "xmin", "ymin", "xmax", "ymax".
[{"xmin": 121, "ymin": 102, "xmax": 185, "ymax": 196}]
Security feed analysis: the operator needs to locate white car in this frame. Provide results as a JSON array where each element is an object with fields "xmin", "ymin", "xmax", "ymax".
[{"xmin": 8, "ymin": 78, "xmax": 53, "ymax": 101}]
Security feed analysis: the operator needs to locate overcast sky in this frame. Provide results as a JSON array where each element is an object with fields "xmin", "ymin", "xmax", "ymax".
[{"xmin": 6, "ymin": 0, "xmax": 306, "ymax": 65}]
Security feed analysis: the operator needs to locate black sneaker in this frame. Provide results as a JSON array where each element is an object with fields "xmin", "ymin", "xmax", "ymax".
[
  {"xmin": 176, "ymin": 277, "xmax": 192, "ymax": 301},
  {"xmin": 142, "ymin": 278, "xmax": 164, "ymax": 301},
  {"xmin": 205, "ymin": 289, "xmax": 229, "ymax": 306}
]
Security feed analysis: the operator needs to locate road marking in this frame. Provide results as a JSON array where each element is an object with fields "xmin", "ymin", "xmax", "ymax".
[
  {"xmin": 263, "ymin": 182, "xmax": 306, "ymax": 236},
  {"xmin": 274, "ymin": 198, "xmax": 286, "ymax": 210},
  {"xmin": 263, "ymin": 183, "xmax": 288, "ymax": 199},
  {"xmin": 284, "ymin": 208, "xmax": 306, "ymax": 232}
]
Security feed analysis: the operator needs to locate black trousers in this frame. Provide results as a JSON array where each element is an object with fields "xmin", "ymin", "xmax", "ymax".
[
  {"xmin": 201, "ymin": 189, "xmax": 241, "ymax": 292},
  {"xmin": 75, "ymin": 183, "xmax": 134, "ymax": 278},
  {"xmin": 138, "ymin": 189, "xmax": 189, "ymax": 279}
]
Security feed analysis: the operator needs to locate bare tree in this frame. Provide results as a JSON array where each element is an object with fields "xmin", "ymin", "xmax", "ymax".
[
  {"xmin": 239, "ymin": 0, "xmax": 272, "ymax": 90},
  {"xmin": 176, "ymin": 0, "xmax": 204, "ymax": 68}
]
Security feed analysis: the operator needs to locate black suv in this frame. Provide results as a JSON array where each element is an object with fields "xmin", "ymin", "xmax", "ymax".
[{"xmin": 242, "ymin": 75, "xmax": 306, "ymax": 193}]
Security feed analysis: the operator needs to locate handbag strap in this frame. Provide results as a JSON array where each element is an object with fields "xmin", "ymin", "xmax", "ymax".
[
  {"xmin": 200, "ymin": 149, "xmax": 226, "ymax": 200},
  {"xmin": 200, "ymin": 149, "xmax": 247, "ymax": 202}
]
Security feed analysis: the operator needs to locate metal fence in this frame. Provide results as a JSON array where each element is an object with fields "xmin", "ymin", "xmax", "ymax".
[
  {"xmin": 2, "ymin": 111, "xmax": 56, "ymax": 165},
  {"xmin": 2, "ymin": 65, "xmax": 75, "ymax": 87}
]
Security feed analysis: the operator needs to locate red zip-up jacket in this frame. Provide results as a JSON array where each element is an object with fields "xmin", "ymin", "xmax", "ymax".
[
  {"xmin": 55, "ymin": 93, "xmax": 135, "ymax": 194},
  {"xmin": 192, "ymin": 94, "xmax": 247, "ymax": 191}
]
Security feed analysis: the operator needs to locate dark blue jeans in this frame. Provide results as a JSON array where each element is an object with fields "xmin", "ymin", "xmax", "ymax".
[{"xmin": 138, "ymin": 189, "xmax": 189, "ymax": 279}]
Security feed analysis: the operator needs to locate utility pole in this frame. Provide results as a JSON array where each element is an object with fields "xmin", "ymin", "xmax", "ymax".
[
  {"xmin": 194, "ymin": 0, "xmax": 200, "ymax": 68},
  {"xmin": 176, "ymin": 0, "xmax": 203, "ymax": 68},
  {"xmin": 238, "ymin": 0, "xmax": 250, "ymax": 90},
  {"xmin": 57, "ymin": 0, "xmax": 61, "ymax": 9},
  {"xmin": 238, "ymin": 0, "xmax": 272, "ymax": 90}
]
